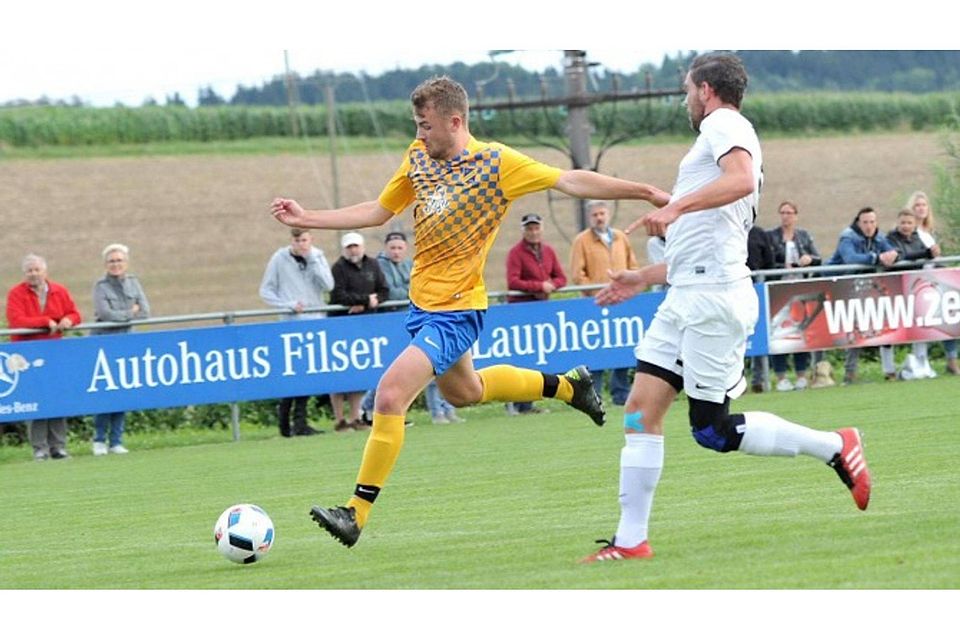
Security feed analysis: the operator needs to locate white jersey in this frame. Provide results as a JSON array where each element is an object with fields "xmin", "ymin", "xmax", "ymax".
[{"xmin": 663, "ymin": 108, "xmax": 763, "ymax": 286}]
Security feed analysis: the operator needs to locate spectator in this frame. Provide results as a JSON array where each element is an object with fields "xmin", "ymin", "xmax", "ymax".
[
  {"xmin": 5, "ymin": 254, "xmax": 81, "ymax": 461},
  {"xmin": 880, "ymin": 208, "xmax": 940, "ymax": 379},
  {"xmin": 766, "ymin": 200, "xmax": 822, "ymax": 391},
  {"xmin": 746, "ymin": 224, "xmax": 776, "ymax": 392},
  {"xmin": 329, "ymin": 231, "xmax": 389, "ymax": 432},
  {"xmin": 907, "ymin": 190, "xmax": 959, "ymax": 376},
  {"xmin": 505, "ymin": 213, "xmax": 567, "ymax": 415},
  {"xmin": 827, "ymin": 207, "xmax": 899, "ymax": 384},
  {"xmin": 570, "ymin": 199, "xmax": 638, "ymax": 405},
  {"xmin": 645, "ymin": 235, "xmax": 667, "ymax": 292},
  {"xmin": 259, "ymin": 227, "xmax": 334, "ymax": 437},
  {"xmin": 90, "ymin": 243, "xmax": 151, "ymax": 455}
]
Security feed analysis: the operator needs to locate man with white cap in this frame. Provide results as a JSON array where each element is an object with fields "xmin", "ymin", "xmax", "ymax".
[{"xmin": 329, "ymin": 231, "xmax": 389, "ymax": 431}]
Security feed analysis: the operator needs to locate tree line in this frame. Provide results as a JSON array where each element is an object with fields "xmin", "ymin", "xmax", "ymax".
[
  {"xmin": 6, "ymin": 51, "xmax": 960, "ymax": 110},
  {"xmin": 3, "ymin": 92, "xmax": 958, "ymax": 148},
  {"xmin": 215, "ymin": 50, "xmax": 960, "ymax": 107}
]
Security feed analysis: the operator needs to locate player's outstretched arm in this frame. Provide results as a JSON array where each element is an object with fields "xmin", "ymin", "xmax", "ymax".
[
  {"xmin": 594, "ymin": 263, "xmax": 668, "ymax": 306},
  {"xmin": 553, "ymin": 170, "xmax": 670, "ymax": 205},
  {"xmin": 270, "ymin": 198, "xmax": 394, "ymax": 230},
  {"xmin": 626, "ymin": 149, "xmax": 755, "ymax": 237}
]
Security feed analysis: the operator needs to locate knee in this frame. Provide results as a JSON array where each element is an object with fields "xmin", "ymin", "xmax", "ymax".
[
  {"xmin": 688, "ymin": 398, "xmax": 743, "ymax": 453},
  {"xmin": 373, "ymin": 385, "xmax": 412, "ymax": 415}
]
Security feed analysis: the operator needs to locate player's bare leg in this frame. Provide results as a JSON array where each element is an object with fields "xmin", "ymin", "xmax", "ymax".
[{"xmin": 310, "ymin": 346, "xmax": 433, "ymax": 547}]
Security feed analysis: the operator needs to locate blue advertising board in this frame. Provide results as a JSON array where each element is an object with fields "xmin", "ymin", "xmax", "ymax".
[{"xmin": 0, "ymin": 285, "xmax": 767, "ymax": 422}]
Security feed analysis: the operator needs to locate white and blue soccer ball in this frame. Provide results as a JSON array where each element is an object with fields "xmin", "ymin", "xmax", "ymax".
[{"xmin": 214, "ymin": 504, "xmax": 275, "ymax": 564}]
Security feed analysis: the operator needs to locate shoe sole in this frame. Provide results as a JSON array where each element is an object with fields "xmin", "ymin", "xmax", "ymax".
[{"xmin": 580, "ymin": 547, "xmax": 654, "ymax": 563}]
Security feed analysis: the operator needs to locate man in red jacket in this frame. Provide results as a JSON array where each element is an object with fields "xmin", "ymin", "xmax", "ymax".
[
  {"xmin": 505, "ymin": 213, "xmax": 567, "ymax": 414},
  {"xmin": 5, "ymin": 253, "xmax": 82, "ymax": 460},
  {"xmin": 506, "ymin": 214, "xmax": 567, "ymax": 302}
]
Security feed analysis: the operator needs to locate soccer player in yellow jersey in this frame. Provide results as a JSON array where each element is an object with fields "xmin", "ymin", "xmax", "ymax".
[{"xmin": 271, "ymin": 75, "xmax": 669, "ymax": 548}]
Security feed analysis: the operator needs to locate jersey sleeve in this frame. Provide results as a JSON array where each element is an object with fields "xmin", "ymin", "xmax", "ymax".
[
  {"xmin": 377, "ymin": 143, "xmax": 417, "ymax": 215},
  {"xmin": 497, "ymin": 144, "xmax": 563, "ymax": 201},
  {"xmin": 703, "ymin": 111, "xmax": 759, "ymax": 165}
]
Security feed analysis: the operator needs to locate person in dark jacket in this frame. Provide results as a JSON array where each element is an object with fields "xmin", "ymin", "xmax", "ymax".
[
  {"xmin": 767, "ymin": 200, "xmax": 821, "ymax": 273},
  {"xmin": 827, "ymin": 207, "xmax": 899, "ymax": 384},
  {"xmin": 765, "ymin": 201, "xmax": 822, "ymax": 391},
  {"xmin": 885, "ymin": 208, "xmax": 936, "ymax": 264},
  {"xmin": 746, "ymin": 225, "xmax": 776, "ymax": 392},
  {"xmin": 329, "ymin": 232, "xmax": 389, "ymax": 431},
  {"xmin": 878, "ymin": 209, "xmax": 938, "ymax": 379}
]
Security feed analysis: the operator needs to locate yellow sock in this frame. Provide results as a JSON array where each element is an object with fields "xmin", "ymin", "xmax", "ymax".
[
  {"xmin": 554, "ymin": 376, "xmax": 574, "ymax": 403},
  {"xmin": 478, "ymin": 364, "xmax": 550, "ymax": 402},
  {"xmin": 346, "ymin": 413, "xmax": 405, "ymax": 528}
]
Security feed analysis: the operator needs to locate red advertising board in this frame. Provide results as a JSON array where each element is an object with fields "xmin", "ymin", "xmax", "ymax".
[{"xmin": 766, "ymin": 267, "xmax": 960, "ymax": 354}]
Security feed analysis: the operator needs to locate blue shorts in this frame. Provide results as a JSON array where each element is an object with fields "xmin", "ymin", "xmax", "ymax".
[{"xmin": 405, "ymin": 304, "xmax": 485, "ymax": 376}]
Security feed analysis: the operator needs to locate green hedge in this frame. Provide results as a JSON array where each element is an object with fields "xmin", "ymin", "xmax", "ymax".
[{"xmin": 3, "ymin": 93, "xmax": 960, "ymax": 148}]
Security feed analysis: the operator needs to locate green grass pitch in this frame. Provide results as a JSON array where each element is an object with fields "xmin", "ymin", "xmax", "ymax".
[{"xmin": 1, "ymin": 376, "xmax": 957, "ymax": 590}]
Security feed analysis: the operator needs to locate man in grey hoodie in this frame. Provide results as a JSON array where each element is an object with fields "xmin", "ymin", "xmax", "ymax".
[{"xmin": 259, "ymin": 228, "xmax": 334, "ymax": 436}]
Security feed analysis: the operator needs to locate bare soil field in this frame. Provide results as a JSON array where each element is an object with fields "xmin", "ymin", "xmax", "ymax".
[{"xmin": 0, "ymin": 131, "xmax": 949, "ymax": 325}]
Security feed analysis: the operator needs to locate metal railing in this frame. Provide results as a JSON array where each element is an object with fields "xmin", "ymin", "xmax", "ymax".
[
  {"xmin": 3, "ymin": 256, "xmax": 958, "ymax": 338},
  {"xmin": 2, "ymin": 256, "xmax": 957, "ymax": 436}
]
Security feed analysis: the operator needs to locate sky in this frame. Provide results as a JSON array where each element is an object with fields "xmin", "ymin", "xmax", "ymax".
[
  {"xmin": 2, "ymin": 1, "xmax": 951, "ymax": 108},
  {"xmin": 0, "ymin": 48, "xmax": 678, "ymax": 107}
]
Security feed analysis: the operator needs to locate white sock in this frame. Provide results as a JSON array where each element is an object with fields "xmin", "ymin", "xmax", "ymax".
[
  {"xmin": 614, "ymin": 433, "xmax": 663, "ymax": 548},
  {"xmin": 738, "ymin": 411, "xmax": 842, "ymax": 462}
]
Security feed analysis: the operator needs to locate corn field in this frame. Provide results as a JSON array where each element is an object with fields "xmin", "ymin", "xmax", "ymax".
[{"xmin": 1, "ymin": 93, "xmax": 959, "ymax": 148}]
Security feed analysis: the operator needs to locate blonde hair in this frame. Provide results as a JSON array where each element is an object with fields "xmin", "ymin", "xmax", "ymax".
[
  {"xmin": 905, "ymin": 191, "xmax": 935, "ymax": 233},
  {"xmin": 101, "ymin": 243, "xmax": 130, "ymax": 261},
  {"xmin": 411, "ymin": 76, "xmax": 469, "ymax": 122}
]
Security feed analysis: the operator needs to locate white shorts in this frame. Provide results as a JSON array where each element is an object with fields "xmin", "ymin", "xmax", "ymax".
[{"xmin": 635, "ymin": 279, "xmax": 758, "ymax": 403}]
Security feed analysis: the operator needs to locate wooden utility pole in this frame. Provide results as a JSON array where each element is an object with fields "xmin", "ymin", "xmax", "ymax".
[
  {"xmin": 325, "ymin": 80, "xmax": 341, "ymax": 208},
  {"xmin": 283, "ymin": 50, "xmax": 300, "ymax": 138},
  {"xmin": 564, "ymin": 51, "xmax": 594, "ymax": 231},
  {"xmin": 474, "ymin": 50, "xmax": 685, "ymax": 231}
]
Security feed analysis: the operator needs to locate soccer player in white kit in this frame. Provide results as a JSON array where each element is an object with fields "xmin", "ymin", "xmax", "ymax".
[{"xmin": 581, "ymin": 52, "xmax": 872, "ymax": 563}]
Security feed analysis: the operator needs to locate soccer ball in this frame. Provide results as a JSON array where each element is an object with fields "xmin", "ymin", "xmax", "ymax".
[{"xmin": 214, "ymin": 504, "xmax": 275, "ymax": 564}]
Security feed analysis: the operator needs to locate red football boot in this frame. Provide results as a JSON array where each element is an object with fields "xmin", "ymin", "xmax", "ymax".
[
  {"xmin": 828, "ymin": 427, "xmax": 871, "ymax": 510},
  {"xmin": 579, "ymin": 538, "xmax": 654, "ymax": 563}
]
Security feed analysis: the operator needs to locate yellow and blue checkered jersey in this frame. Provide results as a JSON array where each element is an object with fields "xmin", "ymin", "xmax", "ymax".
[{"xmin": 378, "ymin": 137, "xmax": 563, "ymax": 311}]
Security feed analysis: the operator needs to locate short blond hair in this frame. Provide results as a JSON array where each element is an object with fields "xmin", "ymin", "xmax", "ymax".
[{"xmin": 411, "ymin": 76, "xmax": 469, "ymax": 122}]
